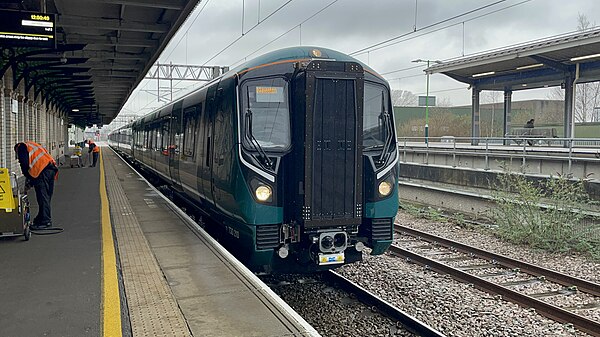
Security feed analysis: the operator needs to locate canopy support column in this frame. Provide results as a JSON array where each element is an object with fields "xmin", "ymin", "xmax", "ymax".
[
  {"xmin": 563, "ymin": 75, "xmax": 574, "ymax": 141},
  {"xmin": 471, "ymin": 86, "xmax": 481, "ymax": 145},
  {"xmin": 503, "ymin": 90, "xmax": 512, "ymax": 145}
]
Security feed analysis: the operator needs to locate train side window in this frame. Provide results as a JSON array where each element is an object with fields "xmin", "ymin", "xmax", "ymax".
[
  {"xmin": 161, "ymin": 118, "xmax": 170, "ymax": 151},
  {"xmin": 143, "ymin": 128, "xmax": 149, "ymax": 149},
  {"xmin": 183, "ymin": 104, "xmax": 201, "ymax": 159}
]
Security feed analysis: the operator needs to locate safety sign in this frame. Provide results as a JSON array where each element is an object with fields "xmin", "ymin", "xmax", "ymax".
[{"xmin": 0, "ymin": 168, "xmax": 16, "ymax": 211}]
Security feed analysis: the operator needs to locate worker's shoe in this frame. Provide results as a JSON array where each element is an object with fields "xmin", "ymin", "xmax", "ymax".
[{"xmin": 30, "ymin": 223, "xmax": 51, "ymax": 230}]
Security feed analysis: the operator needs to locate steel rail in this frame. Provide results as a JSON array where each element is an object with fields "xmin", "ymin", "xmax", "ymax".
[
  {"xmin": 323, "ymin": 271, "xmax": 446, "ymax": 337},
  {"xmin": 396, "ymin": 225, "xmax": 600, "ymax": 297},
  {"xmin": 389, "ymin": 243, "xmax": 600, "ymax": 336}
]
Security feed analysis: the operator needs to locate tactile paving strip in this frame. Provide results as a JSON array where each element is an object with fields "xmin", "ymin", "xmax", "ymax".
[{"xmin": 104, "ymin": 153, "xmax": 191, "ymax": 337}]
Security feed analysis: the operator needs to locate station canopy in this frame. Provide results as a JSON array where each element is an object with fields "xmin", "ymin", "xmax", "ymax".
[
  {"xmin": 0, "ymin": 0, "xmax": 201, "ymax": 127},
  {"xmin": 426, "ymin": 28, "xmax": 600, "ymax": 92}
]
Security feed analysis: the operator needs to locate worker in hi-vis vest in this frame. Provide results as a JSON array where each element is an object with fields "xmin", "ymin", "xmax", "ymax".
[
  {"xmin": 14, "ymin": 141, "xmax": 59, "ymax": 230},
  {"xmin": 87, "ymin": 139, "xmax": 100, "ymax": 167}
]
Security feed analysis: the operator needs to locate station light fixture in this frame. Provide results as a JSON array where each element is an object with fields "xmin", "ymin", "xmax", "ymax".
[
  {"xmin": 570, "ymin": 53, "xmax": 600, "ymax": 61},
  {"xmin": 516, "ymin": 63, "xmax": 543, "ymax": 70},
  {"xmin": 72, "ymin": 108, "xmax": 79, "ymax": 112},
  {"xmin": 472, "ymin": 71, "xmax": 495, "ymax": 78}
]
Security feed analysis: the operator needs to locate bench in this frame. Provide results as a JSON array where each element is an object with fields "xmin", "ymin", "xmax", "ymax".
[{"xmin": 506, "ymin": 127, "xmax": 558, "ymax": 145}]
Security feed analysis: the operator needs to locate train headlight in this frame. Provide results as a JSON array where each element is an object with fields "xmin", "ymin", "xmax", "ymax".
[
  {"xmin": 321, "ymin": 235, "xmax": 334, "ymax": 250},
  {"xmin": 255, "ymin": 185, "xmax": 272, "ymax": 202},
  {"xmin": 378, "ymin": 181, "xmax": 392, "ymax": 197},
  {"xmin": 334, "ymin": 233, "xmax": 347, "ymax": 248}
]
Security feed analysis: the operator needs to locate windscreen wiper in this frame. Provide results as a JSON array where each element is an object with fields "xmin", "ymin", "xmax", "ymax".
[
  {"xmin": 245, "ymin": 96, "xmax": 273, "ymax": 170},
  {"xmin": 377, "ymin": 92, "xmax": 394, "ymax": 166}
]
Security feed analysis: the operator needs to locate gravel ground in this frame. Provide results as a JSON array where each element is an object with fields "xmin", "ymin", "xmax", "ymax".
[
  {"xmin": 265, "ymin": 274, "xmax": 417, "ymax": 337},
  {"xmin": 395, "ymin": 210, "xmax": 600, "ymax": 284},
  {"xmin": 338, "ymin": 212, "xmax": 600, "ymax": 336}
]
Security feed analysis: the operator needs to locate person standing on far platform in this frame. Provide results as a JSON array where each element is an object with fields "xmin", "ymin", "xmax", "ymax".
[
  {"xmin": 14, "ymin": 141, "xmax": 59, "ymax": 230},
  {"xmin": 87, "ymin": 139, "xmax": 100, "ymax": 167}
]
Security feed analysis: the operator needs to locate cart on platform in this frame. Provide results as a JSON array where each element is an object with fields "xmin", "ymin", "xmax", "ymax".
[
  {"xmin": 70, "ymin": 145, "xmax": 83, "ymax": 168},
  {"xmin": 0, "ymin": 169, "xmax": 31, "ymax": 241}
]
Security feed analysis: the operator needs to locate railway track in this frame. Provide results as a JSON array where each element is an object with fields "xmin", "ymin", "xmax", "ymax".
[
  {"xmin": 322, "ymin": 271, "xmax": 445, "ymax": 337},
  {"xmin": 265, "ymin": 272, "xmax": 445, "ymax": 337},
  {"xmin": 392, "ymin": 224, "xmax": 600, "ymax": 337}
]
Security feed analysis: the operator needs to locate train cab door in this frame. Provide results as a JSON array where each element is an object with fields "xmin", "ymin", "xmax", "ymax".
[
  {"xmin": 211, "ymin": 78, "xmax": 235, "ymax": 208},
  {"xmin": 200, "ymin": 82, "xmax": 219, "ymax": 206},
  {"xmin": 302, "ymin": 61, "xmax": 364, "ymax": 228},
  {"xmin": 168, "ymin": 101, "xmax": 184, "ymax": 190}
]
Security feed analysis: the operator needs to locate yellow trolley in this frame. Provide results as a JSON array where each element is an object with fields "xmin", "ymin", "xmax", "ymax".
[{"xmin": 0, "ymin": 168, "xmax": 31, "ymax": 241}]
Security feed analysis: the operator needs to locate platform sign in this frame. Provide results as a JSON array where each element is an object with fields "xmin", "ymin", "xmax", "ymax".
[
  {"xmin": 0, "ymin": 10, "xmax": 56, "ymax": 48},
  {"xmin": 418, "ymin": 95, "xmax": 436, "ymax": 107},
  {"xmin": 0, "ymin": 168, "xmax": 16, "ymax": 211}
]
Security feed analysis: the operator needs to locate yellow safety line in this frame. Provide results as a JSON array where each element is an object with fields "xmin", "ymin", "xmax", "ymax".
[{"xmin": 99, "ymin": 150, "xmax": 123, "ymax": 336}]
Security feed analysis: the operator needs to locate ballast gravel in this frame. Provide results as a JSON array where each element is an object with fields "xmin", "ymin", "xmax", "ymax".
[{"xmin": 331, "ymin": 210, "xmax": 599, "ymax": 336}]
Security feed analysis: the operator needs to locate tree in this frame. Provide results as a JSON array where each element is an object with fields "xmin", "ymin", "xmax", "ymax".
[
  {"xmin": 549, "ymin": 13, "xmax": 600, "ymax": 123},
  {"xmin": 391, "ymin": 89, "xmax": 417, "ymax": 106},
  {"xmin": 481, "ymin": 91, "xmax": 502, "ymax": 137}
]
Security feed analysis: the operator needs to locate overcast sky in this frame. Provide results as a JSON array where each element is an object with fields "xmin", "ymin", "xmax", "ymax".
[{"xmin": 120, "ymin": 0, "xmax": 600, "ymax": 117}]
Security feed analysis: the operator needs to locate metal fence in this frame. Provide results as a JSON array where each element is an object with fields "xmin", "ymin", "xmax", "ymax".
[{"xmin": 398, "ymin": 136, "xmax": 600, "ymax": 176}]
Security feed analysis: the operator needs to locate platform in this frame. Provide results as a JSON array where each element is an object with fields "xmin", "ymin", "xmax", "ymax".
[{"xmin": 0, "ymin": 146, "xmax": 317, "ymax": 336}]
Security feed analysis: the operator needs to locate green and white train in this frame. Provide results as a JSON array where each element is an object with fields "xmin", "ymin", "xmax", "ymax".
[{"xmin": 109, "ymin": 46, "xmax": 399, "ymax": 273}]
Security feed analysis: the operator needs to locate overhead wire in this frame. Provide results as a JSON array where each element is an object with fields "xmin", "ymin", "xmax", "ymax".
[
  {"xmin": 228, "ymin": 0, "xmax": 340, "ymax": 69},
  {"xmin": 356, "ymin": 0, "xmax": 534, "ymax": 57},
  {"xmin": 121, "ymin": 0, "xmax": 537, "ymax": 120},
  {"xmin": 120, "ymin": 0, "xmax": 212, "ymax": 119},
  {"xmin": 201, "ymin": 0, "xmax": 294, "ymax": 66},
  {"xmin": 126, "ymin": 0, "xmax": 296, "ymax": 117},
  {"xmin": 350, "ymin": 0, "xmax": 509, "ymax": 56}
]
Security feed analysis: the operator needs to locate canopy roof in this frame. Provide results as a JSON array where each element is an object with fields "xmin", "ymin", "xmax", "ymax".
[
  {"xmin": 426, "ymin": 28, "xmax": 600, "ymax": 91},
  {"xmin": 0, "ymin": 0, "xmax": 200, "ymax": 127}
]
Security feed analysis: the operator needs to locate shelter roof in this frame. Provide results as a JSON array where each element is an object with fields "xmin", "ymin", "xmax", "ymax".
[
  {"xmin": 426, "ymin": 28, "xmax": 600, "ymax": 92},
  {"xmin": 0, "ymin": 0, "xmax": 200, "ymax": 127}
]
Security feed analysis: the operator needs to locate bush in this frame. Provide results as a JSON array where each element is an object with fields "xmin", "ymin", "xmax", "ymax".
[{"xmin": 492, "ymin": 170, "xmax": 600, "ymax": 259}]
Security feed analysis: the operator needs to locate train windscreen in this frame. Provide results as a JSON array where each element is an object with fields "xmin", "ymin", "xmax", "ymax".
[
  {"xmin": 363, "ymin": 83, "xmax": 390, "ymax": 149},
  {"xmin": 241, "ymin": 77, "xmax": 291, "ymax": 151}
]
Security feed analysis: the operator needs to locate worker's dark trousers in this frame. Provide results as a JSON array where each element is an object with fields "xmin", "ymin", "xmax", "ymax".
[
  {"xmin": 33, "ymin": 167, "xmax": 56, "ymax": 226},
  {"xmin": 92, "ymin": 152, "xmax": 99, "ymax": 167}
]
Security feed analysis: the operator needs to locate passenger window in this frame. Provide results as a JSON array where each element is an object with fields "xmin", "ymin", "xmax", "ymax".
[
  {"xmin": 183, "ymin": 104, "xmax": 201, "ymax": 158},
  {"xmin": 161, "ymin": 118, "xmax": 170, "ymax": 151}
]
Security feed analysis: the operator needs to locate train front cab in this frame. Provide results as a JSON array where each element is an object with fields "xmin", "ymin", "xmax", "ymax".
[{"xmin": 233, "ymin": 54, "xmax": 398, "ymax": 273}]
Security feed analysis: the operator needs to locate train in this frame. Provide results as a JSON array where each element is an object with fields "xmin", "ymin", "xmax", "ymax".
[{"xmin": 109, "ymin": 46, "xmax": 399, "ymax": 273}]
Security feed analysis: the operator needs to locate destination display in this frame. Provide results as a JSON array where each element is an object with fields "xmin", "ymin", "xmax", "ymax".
[{"xmin": 0, "ymin": 10, "xmax": 56, "ymax": 48}]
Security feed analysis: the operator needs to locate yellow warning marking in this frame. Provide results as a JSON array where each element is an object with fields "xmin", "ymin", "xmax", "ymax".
[
  {"xmin": 0, "ymin": 168, "xmax": 16, "ymax": 210},
  {"xmin": 100, "ymin": 151, "xmax": 123, "ymax": 336}
]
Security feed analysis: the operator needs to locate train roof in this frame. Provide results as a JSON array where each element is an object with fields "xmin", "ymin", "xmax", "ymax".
[
  {"xmin": 117, "ymin": 46, "xmax": 385, "ymax": 130},
  {"xmin": 227, "ymin": 46, "xmax": 382, "ymax": 78}
]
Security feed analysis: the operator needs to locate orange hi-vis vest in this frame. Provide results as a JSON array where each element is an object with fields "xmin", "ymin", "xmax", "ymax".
[
  {"xmin": 25, "ymin": 141, "xmax": 56, "ymax": 178},
  {"xmin": 90, "ymin": 141, "xmax": 100, "ymax": 153}
]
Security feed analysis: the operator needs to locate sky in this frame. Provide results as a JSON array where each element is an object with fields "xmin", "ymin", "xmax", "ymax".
[{"xmin": 118, "ymin": 0, "xmax": 600, "ymax": 121}]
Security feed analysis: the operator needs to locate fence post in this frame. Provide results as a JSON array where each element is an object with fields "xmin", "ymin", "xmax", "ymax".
[
  {"xmin": 521, "ymin": 139, "xmax": 527, "ymax": 173},
  {"xmin": 425, "ymin": 137, "xmax": 429, "ymax": 164},
  {"xmin": 452, "ymin": 139, "xmax": 456, "ymax": 167},
  {"xmin": 568, "ymin": 138, "xmax": 573, "ymax": 175},
  {"xmin": 485, "ymin": 138, "xmax": 489, "ymax": 170}
]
